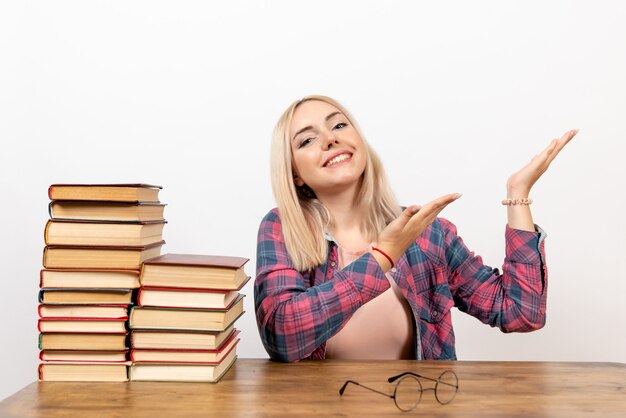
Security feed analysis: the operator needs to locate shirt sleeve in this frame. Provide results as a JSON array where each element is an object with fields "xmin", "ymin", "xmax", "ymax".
[
  {"xmin": 254, "ymin": 209, "xmax": 391, "ymax": 362},
  {"xmin": 439, "ymin": 217, "xmax": 548, "ymax": 332}
]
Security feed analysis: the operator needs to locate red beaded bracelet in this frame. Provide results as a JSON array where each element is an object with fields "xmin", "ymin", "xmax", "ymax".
[{"xmin": 372, "ymin": 247, "xmax": 394, "ymax": 268}]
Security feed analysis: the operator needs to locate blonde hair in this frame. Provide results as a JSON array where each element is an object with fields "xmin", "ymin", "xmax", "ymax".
[{"xmin": 271, "ymin": 95, "xmax": 401, "ymax": 271}]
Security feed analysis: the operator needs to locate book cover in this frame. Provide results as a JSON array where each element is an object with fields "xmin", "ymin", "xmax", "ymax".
[
  {"xmin": 129, "ymin": 350, "xmax": 237, "ymax": 383},
  {"xmin": 136, "ymin": 279, "xmax": 249, "ymax": 309},
  {"xmin": 44, "ymin": 219, "xmax": 166, "ymax": 246},
  {"xmin": 142, "ymin": 253, "xmax": 249, "ymax": 269},
  {"xmin": 129, "ymin": 295, "xmax": 245, "ymax": 331},
  {"xmin": 140, "ymin": 254, "xmax": 249, "ymax": 290},
  {"xmin": 42, "ymin": 241, "xmax": 165, "ymax": 269},
  {"xmin": 38, "ymin": 304, "xmax": 129, "ymax": 319},
  {"xmin": 40, "ymin": 269, "xmax": 140, "ymax": 289},
  {"xmin": 38, "ymin": 288, "xmax": 134, "ymax": 305},
  {"xmin": 48, "ymin": 184, "xmax": 162, "ymax": 203},
  {"xmin": 49, "ymin": 201, "xmax": 166, "ymax": 222},
  {"xmin": 39, "ymin": 350, "xmax": 129, "ymax": 363},
  {"xmin": 39, "ymin": 362, "xmax": 129, "ymax": 381},
  {"xmin": 130, "ymin": 325, "xmax": 236, "ymax": 350},
  {"xmin": 130, "ymin": 331, "xmax": 240, "ymax": 363},
  {"xmin": 39, "ymin": 333, "xmax": 129, "ymax": 350},
  {"xmin": 38, "ymin": 318, "xmax": 128, "ymax": 333}
]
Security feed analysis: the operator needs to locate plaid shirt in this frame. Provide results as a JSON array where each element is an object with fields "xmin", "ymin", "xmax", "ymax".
[{"xmin": 255, "ymin": 208, "xmax": 547, "ymax": 362}]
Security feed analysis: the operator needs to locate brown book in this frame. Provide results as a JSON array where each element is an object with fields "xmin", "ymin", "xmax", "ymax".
[
  {"xmin": 40, "ymin": 269, "xmax": 140, "ymax": 289},
  {"xmin": 38, "ymin": 318, "xmax": 127, "ymax": 333},
  {"xmin": 44, "ymin": 219, "xmax": 166, "ymax": 246},
  {"xmin": 39, "ymin": 350, "xmax": 128, "ymax": 363},
  {"xmin": 39, "ymin": 289, "xmax": 133, "ymax": 305},
  {"xmin": 42, "ymin": 241, "xmax": 164, "ymax": 269},
  {"xmin": 130, "ymin": 332, "xmax": 240, "ymax": 363},
  {"xmin": 129, "ymin": 295, "xmax": 244, "ymax": 331},
  {"xmin": 38, "ymin": 304, "xmax": 129, "ymax": 319},
  {"xmin": 130, "ymin": 325, "xmax": 236, "ymax": 350},
  {"xmin": 137, "ymin": 281, "xmax": 249, "ymax": 309},
  {"xmin": 140, "ymin": 253, "xmax": 249, "ymax": 290},
  {"xmin": 129, "ymin": 348, "xmax": 237, "ymax": 382},
  {"xmin": 48, "ymin": 184, "xmax": 161, "ymax": 203},
  {"xmin": 49, "ymin": 201, "xmax": 166, "ymax": 222},
  {"xmin": 39, "ymin": 333, "xmax": 128, "ymax": 350},
  {"xmin": 39, "ymin": 363, "xmax": 129, "ymax": 381}
]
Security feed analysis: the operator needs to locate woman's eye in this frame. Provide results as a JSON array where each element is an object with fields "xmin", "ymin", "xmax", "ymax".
[
  {"xmin": 333, "ymin": 122, "xmax": 348, "ymax": 130},
  {"xmin": 299, "ymin": 137, "xmax": 314, "ymax": 148}
]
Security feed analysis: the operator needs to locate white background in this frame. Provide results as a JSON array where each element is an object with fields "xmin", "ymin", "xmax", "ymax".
[{"xmin": 1, "ymin": 0, "xmax": 625, "ymax": 401}]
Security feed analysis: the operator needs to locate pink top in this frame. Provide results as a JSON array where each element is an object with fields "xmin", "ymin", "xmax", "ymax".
[{"xmin": 325, "ymin": 244, "xmax": 415, "ymax": 359}]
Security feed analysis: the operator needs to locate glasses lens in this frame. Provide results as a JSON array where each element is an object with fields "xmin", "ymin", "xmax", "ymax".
[
  {"xmin": 435, "ymin": 370, "xmax": 458, "ymax": 404},
  {"xmin": 394, "ymin": 376, "xmax": 422, "ymax": 412}
]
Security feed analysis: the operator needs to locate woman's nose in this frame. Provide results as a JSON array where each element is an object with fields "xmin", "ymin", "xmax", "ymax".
[{"xmin": 323, "ymin": 133, "xmax": 339, "ymax": 150}]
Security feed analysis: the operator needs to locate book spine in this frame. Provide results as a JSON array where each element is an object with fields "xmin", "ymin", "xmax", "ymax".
[
  {"xmin": 48, "ymin": 185, "xmax": 54, "ymax": 200},
  {"xmin": 42, "ymin": 247, "xmax": 49, "ymax": 269},
  {"xmin": 38, "ymin": 334, "xmax": 43, "ymax": 350},
  {"xmin": 38, "ymin": 363, "xmax": 44, "ymax": 380},
  {"xmin": 136, "ymin": 287, "xmax": 145, "ymax": 306},
  {"xmin": 44, "ymin": 220, "xmax": 51, "ymax": 245}
]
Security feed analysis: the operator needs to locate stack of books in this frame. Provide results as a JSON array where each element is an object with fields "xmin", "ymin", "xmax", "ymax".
[
  {"xmin": 129, "ymin": 254, "xmax": 249, "ymax": 383},
  {"xmin": 38, "ymin": 184, "xmax": 167, "ymax": 381}
]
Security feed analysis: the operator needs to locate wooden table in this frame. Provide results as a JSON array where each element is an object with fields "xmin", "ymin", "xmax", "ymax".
[{"xmin": 1, "ymin": 360, "xmax": 624, "ymax": 417}]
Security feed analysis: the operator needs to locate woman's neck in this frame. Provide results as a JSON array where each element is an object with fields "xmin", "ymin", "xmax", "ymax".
[{"xmin": 316, "ymin": 183, "xmax": 369, "ymax": 250}]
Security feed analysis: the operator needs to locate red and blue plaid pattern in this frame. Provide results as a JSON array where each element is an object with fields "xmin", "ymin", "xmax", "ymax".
[{"xmin": 255, "ymin": 208, "xmax": 547, "ymax": 362}]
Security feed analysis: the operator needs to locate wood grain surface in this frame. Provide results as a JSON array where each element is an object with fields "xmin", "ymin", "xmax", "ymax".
[{"xmin": 1, "ymin": 359, "xmax": 624, "ymax": 417}]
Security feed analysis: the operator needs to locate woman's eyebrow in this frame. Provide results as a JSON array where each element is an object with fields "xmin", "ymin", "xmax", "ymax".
[{"xmin": 292, "ymin": 112, "xmax": 344, "ymax": 142}]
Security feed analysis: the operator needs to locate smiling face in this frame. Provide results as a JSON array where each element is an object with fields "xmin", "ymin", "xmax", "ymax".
[{"xmin": 289, "ymin": 100, "xmax": 367, "ymax": 198}]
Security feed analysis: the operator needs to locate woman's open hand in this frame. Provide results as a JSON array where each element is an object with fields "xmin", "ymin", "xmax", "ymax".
[
  {"xmin": 506, "ymin": 129, "xmax": 578, "ymax": 197},
  {"xmin": 374, "ymin": 193, "xmax": 461, "ymax": 269}
]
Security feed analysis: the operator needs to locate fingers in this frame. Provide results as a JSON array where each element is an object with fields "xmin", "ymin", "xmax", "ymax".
[
  {"xmin": 546, "ymin": 129, "xmax": 578, "ymax": 165},
  {"xmin": 393, "ymin": 205, "xmax": 422, "ymax": 229},
  {"xmin": 408, "ymin": 193, "xmax": 461, "ymax": 227}
]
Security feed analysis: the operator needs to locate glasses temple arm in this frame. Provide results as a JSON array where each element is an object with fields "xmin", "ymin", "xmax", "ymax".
[{"xmin": 339, "ymin": 380, "xmax": 393, "ymax": 399}]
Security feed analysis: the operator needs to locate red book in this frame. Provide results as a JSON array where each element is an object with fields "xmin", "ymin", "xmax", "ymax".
[
  {"xmin": 137, "ymin": 277, "xmax": 250, "ymax": 309},
  {"xmin": 130, "ymin": 331, "xmax": 240, "ymax": 364}
]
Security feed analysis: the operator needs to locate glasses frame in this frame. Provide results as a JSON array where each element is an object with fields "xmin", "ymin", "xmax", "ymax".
[{"xmin": 339, "ymin": 370, "xmax": 458, "ymax": 412}]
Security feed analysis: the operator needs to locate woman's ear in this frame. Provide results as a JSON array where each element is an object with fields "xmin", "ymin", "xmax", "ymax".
[{"xmin": 294, "ymin": 175, "xmax": 305, "ymax": 187}]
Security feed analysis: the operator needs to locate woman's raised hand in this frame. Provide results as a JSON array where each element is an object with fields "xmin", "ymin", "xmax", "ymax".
[
  {"xmin": 373, "ymin": 193, "xmax": 462, "ymax": 270},
  {"xmin": 506, "ymin": 129, "xmax": 578, "ymax": 197}
]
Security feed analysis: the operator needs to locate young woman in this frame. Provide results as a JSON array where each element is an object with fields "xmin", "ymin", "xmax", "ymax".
[{"xmin": 255, "ymin": 95, "xmax": 576, "ymax": 362}]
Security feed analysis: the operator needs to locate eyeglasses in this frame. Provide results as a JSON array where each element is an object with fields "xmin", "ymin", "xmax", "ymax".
[{"xmin": 339, "ymin": 370, "xmax": 458, "ymax": 412}]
